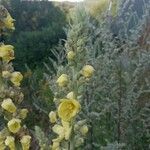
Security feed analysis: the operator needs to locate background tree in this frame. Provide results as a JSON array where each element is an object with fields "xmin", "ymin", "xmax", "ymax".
[{"xmin": 1, "ymin": 0, "xmax": 67, "ymax": 71}]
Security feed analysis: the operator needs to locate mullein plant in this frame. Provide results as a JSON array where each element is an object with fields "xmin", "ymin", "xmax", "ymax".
[
  {"xmin": 79, "ymin": 0, "xmax": 150, "ymax": 149},
  {"xmin": 0, "ymin": 5, "xmax": 31, "ymax": 150},
  {"xmin": 48, "ymin": 9, "xmax": 94, "ymax": 150}
]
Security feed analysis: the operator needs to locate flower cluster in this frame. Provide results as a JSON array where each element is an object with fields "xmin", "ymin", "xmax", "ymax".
[
  {"xmin": 0, "ymin": 5, "xmax": 31, "ymax": 150},
  {"xmin": 49, "ymin": 17, "xmax": 94, "ymax": 149}
]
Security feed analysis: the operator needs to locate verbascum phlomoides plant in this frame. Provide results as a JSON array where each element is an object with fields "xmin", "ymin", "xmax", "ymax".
[
  {"xmin": 48, "ymin": 9, "xmax": 95, "ymax": 150},
  {"xmin": 0, "ymin": 5, "xmax": 31, "ymax": 150}
]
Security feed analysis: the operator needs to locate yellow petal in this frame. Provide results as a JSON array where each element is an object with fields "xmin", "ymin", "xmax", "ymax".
[
  {"xmin": 58, "ymin": 99, "xmax": 81, "ymax": 122},
  {"xmin": 7, "ymin": 118, "xmax": 21, "ymax": 133},
  {"xmin": 1, "ymin": 98, "xmax": 16, "ymax": 113}
]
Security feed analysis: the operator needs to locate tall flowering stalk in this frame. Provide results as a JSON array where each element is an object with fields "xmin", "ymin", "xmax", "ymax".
[
  {"xmin": 48, "ymin": 8, "xmax": 94, "ymax": 150},
  {"xmin": 0, "ymin": 5, "xmax": 31, "ymax": 150}
]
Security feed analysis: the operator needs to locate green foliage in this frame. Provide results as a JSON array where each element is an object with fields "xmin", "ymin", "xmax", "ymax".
[
  {"xmin": 79, "ymin": 0, "xmax": 150, "ymax": 149},
  {"xmin": 2, "ymin": 0, "xmax": 67, "ymax": 71},
  {"xmin": 34, "ymin": 126, "xmax": 49, "ymax": 149},
  {"xmin": 22, "ymin": 66, "xmax": 54, "ymax": 131},
  {"xmin": 1, "ymin": 1, "xmax": 149, "ymax": 149},
  {"xmin": 44, "ymin": 1, "xmax": 150, "ymax": 149}
]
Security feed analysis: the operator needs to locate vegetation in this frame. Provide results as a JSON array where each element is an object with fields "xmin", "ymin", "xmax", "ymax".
[
  {"xmin": 0, "ymin": 0, "xmax": 149, "ymax": 149},
  {"xmin": 1, "ymin": 0, "xmax": 67, "ymax": 71}
]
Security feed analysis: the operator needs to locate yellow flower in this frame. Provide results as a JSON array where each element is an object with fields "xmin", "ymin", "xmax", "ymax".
[
  {"xmin": 52, "ymin": 121, "xmax": 72, "ymax": 142},
  {"xmin": 49, "ymin": 111, "xmax": 57, "ymax": 123},
  {"xmin": 19, "ymin": 109, "xmax": 28, "ymax": 119},
  {"xmin": 80, "ymin": 125, "xmax": 88, "ymax": 135},
  {"xmin": 20, "ymin": 135, "xmax": 31, "ymax": 150},
  {"xmin": 81, "ymin": 65, "xmax": 95, "ymax": 78},
  {"xmin": 5, "ymin": 136, "xmax": 15, "ymax": 150},
  {"xmin": 52, "ymin": 125, "xmax": 64, "ymax": 142},
  {"xmin": 51, "ymin": 141, "xmax": 60, "ymax": 150},
  {"xmin": 3, "ymin": 13, "xmax": 15, "ymax": 30},
  {"xmin": 10, "ymin": 72, "xmax": 23, "ymax": 86},
  {"xmin": 58, "ymin": 99, "xmax": 81, "ymax": 122},
  {"xmin": 66, "ymin": 91, "xmax": 76, "ymax": 99},
  {"xmin": 2, "ymin": 71, "xmax": 11, "ymax": 78},
  {"xmin": 67, "ymin": 51, "xmax": 76, "ymax": 61},
  {"xmin": 7, "ymin": 118, "xmax": 21, "ymax": 133},
  {"xmin": 0, "ymin": 44, "xmax": 14, "ymax": 62},
  {"xmin": 56, "ymin": 74, "xmax": 69, "ymax": 87},
  {"xmin": 1, "ymin": 98, "xmax": 16, "ymax": 113}
]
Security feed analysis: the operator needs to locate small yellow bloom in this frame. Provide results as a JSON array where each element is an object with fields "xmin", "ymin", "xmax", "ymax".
[
  {"xmin": 1, "ymin": 98, "xmax": 16, "ymax": 113},
  {"xmin": 51, "ymin": 141, "xmax": 60, "ymax": 150},
  {"xmin": 52, "ymin": 121, "xmax": 72, "ymax": 141},
  {"xmin": 67, "ymin": 51, "xmax": 76, "ymax": 61},
  {"xmin": 58, "ymin": 99, "xmax": 81, "ymax": 122},
  {"xmin": 2, "ymin": 71, "xmax": 11, "ymax": 78},
  {"xmin": 0, "ymin": 44, "xmax": 14, "ymax": 62},
  {"xmin": 80, "ymin": 125, "xmax": 88, "ymax": 135},
  {"xmin": 19, "ymin": 109, "xmax": 28, "ymax": 119},
  {"xmin": 5, "ymin": 136, "xmax": 15, "ymax": 150},
  {"xmin": 81, "ymin": 65, "xmax": 95, "ymax": 78},
  {"xmin": 56, "ymin": 74, "xmax": 69, "ymax": 87},
  {"xmin": 7, "ymin": 118, "xmax": 21, "ymax": 133},
  {"xmin": 20, "ymin": 135, "xmax": 31, "ymax": 150},
  {"xmin": 49, "ymin": 111, "xmax": 57, "ymax": 123},
  {"xmin": 3, "ymin": 13, "xmax": 15, "ymax": 30},
  {"xmin": 66, "ymin": 91, "xmax": 76, "ymax": 99},
  {"xmin": 52, "ymin": 125, "xmax": 64, "ymax": 142},
  {"xmin": 10, "ymin": 72, "xmax": 23, "ymax": 86}
]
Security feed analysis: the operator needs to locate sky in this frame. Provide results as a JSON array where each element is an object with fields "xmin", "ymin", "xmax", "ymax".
[{"xmin": 49, "ymin": 0, "xmax": 84, "ymax": 2}]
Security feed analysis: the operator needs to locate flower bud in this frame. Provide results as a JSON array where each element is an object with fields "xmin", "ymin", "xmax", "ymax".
[
  {"xmin": 2, "ymin": 71, "xmax": 11, "ymax": 78},
  {"xmin": 81, "ymin": 65, "xmax": 95, "ymax": 78},
  {"xmin": 7, "ymin": 118, "xmax": 21, "ymax": 133},
  {"xmin": 10, "ymin": 72, "xmax": 23, "ymax": 86},
  {"xmin": 66, "ymin": 91, "xmax": 75, "ymax": 99},
  {"xmin": 20, "ymin": 135, "xmax": 31, "ymax": 150},
  {"xmin": 56, "ymin": 74, "xmax": 69, "ymax": 87},
  {"xmin": 19, "ymin": 109, "xmax": 28, "ymax": 119},
  {"xmin": 51, "ymin": 141, "xmax": 60, "ymax": 150},
  {"xmin": 3, "ymin": 13, "xmax": 15, "ymax": 30},
  {"xmin": 9, "ymin": 91, "xmax": 15, "ymax": 98},
  {"xmin": 0, "ymin": 44, "xmax": 14, "ymax": 62},
  {"xmin": 67, "ymin": 51, "xmax": 76, "ymax": 61},
  {"xmin": 18, "ymin": 92, "xmax": 24, "ymax": 103},
  {"xmin": 5, "ymin": 136, "xmax": 15, "ymax": 150},
  {"xmin": 1, "ymin": 98, "xmax": 16, "ymax": 113},
  {"xmin": 80, "ymin": 125, "xmax": 88, "ymax": 136},
  {"xmin": 49, "ymin": 111, "xmax": 57, "ymax": 123},
  {"xmin": 53, "ymin": 97, "xmax": 57, "ymax": 102}
]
